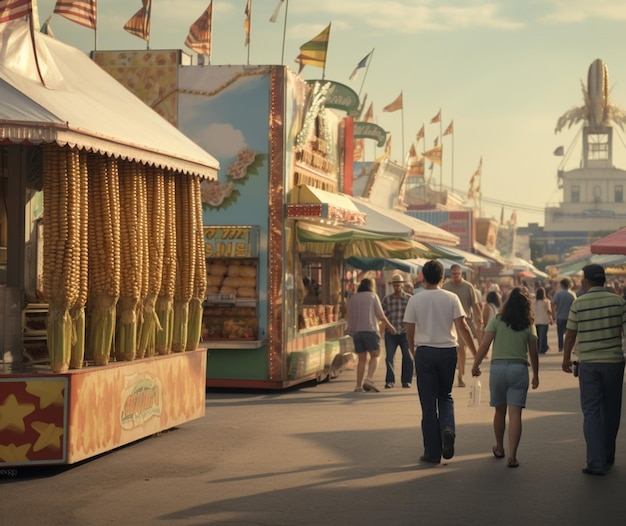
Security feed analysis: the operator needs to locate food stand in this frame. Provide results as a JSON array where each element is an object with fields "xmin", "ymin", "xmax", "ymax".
[{"xmin": 0, "ymin": 22, "xmax": 218, "ymax": 466}]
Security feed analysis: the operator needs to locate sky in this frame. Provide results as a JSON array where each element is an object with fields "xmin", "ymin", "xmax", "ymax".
[{"xmin": 35, "ymin": 0, "xmax": 626, "ymax": 228}]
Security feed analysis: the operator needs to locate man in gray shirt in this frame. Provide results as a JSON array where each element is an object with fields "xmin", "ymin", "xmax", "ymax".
[{"xmin": 552, "ymin": 277, "xmax": 576, "ymax": 352}]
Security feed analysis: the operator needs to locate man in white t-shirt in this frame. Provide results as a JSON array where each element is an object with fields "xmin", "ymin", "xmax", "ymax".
[{"xmin": 404, "ymin": 260, "xmax": 478, "ymax": 464}]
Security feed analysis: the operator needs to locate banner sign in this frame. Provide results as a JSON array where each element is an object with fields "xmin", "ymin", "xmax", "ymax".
[
  {"xmin": 306, "ymin": 80, "xmax": 360, "ymax": 114},
  {"xmin": 353, "ymin": 122, "xmax": 387, "ymax": 147}
]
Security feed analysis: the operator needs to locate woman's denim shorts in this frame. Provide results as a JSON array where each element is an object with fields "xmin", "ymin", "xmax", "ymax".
[
  {"xmin": 352, "ymin": 331, "xmax": 381, "ymax": 353},
  {"xmin": 489, "ymin": 360, "xmax": 529, "ymax": 407}
]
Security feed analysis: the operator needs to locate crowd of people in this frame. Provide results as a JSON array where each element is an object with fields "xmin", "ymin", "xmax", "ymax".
[{"xmin": 345, "ymin": 262, "xmax": 626, "ymax": 476}]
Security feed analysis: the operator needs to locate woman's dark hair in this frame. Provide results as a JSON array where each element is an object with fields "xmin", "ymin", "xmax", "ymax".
[
  {"xmin": 422, "ymin": 260, "xmax": 444, "ymax": 285},
  {"xmin": 357, "ymin": 278, "xmax": 374, "ymax": 293},
  {"xmin": 535, "ymin": 287, "xmax": 545, "ymax": 300},
  {"xmin": 486, "ymin": 290, "xmax": 501, "ymax": 307},
  {"xmin": 499, "ymin": 287, "xmax": 533, "ymax": 331}
]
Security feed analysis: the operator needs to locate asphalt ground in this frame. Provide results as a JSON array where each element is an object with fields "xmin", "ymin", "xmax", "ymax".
[{"xmin": 2, "ymin": 328, "xmax": 626, "ymax": 526}]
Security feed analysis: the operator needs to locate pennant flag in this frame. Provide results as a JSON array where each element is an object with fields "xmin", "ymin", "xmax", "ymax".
[
  {"xmin": 41, "ymin": 15, "xmax": 55, "ymax": 36},
  {"xmin": 124, "ymin": 0, "xmax": 151, "ymax": 41},
  {"xmin": 422, "ymin": 145, "xmax": 442, "ymax": 166},
  {"xmin": 185, "ymin": 2, "xmax": 212, "ymax": 56},
  {"xmin": 415, "ymin": 124, "xmax": 424, "ymax": 142},
  {"xmin": 383, "ymin": 92, "xmax": 403, "ymax": 112},
  {"xmin": 269, "ymin": 0, "xmax": 285, "ymax": 22},
  {"xmin": 295, "ymin": 23, "xmax": 331, "ymax": 73},
  {"xmin": 473, "ymin": 156, "xmax": 483, "ymax": 177},
  {"xmin": 349, "ymin": 51, "xmax": 372, "ymax": 81},
  {"xmin": 443, "ymin": 120, "xmax": 454, "ymax": 136},
  {"xmin": 430, "ymin": 110, "xmax": 441, "ymax": 123},
  {"xmin": 363, "ymin": 102, "xmax": 374, "ymax": 123},
  {"xmin": 243, "ymin": 0, "xmax": 251, "ymax": 46},
  {"xmin": 553, "ymin": 145, "xmax": 564, "ymax": 156},
  {"xmin": 433, "ymin": 136, "xmax": 438, "ymax": 147},
  {"xmin": 53, "ymin": 0, "xmax": 96, "ymax": 29},
  {"xmin": 409, "ymin": 144, "xmax": 417, "ymax": 159},
  {"xmin": 0, "ymin": 0, "xmax": 32, "ymax": 23}
]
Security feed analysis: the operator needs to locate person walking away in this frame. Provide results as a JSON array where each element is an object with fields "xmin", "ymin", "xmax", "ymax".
[
  {"xmin": 533, "ymin": 287, "xmax": 553, "ymax": 354},
  {"xmin": 480, "ymin": 291, "xmax": 501, "ymax": 359},
  {"xmin": 562, "ymin": 264, "xmax": 626, "ymax": 476},
  {"xmin": 382, "ymin": 275, "xmax": 413, "ymax": 388},
  {"xmin": 346, "ymin": 278, "xmax": 397, "ymax": 393},
  {"xmin": 551, "ymin": 278, "xmax": 576, "ymax": 352},
  {"xmin": 404, "ymin": 260, "xmax": 478, "ymax": 464},
  {"xmin": 442, "ymin": 264, "xmax": 483, "ymax": 387},
  {"xmin": 472, "ymin": 288, "xmax": 539, "ymax": 468}
]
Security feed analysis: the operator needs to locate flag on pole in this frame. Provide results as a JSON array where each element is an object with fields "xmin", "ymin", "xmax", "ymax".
[
  {"xmin": 362, "ymin": 102, "xmax": 374, "ymax": 123},
  {"xmin": 415, "ymin": 125, "xmax": 424, "ymax": 142},
  {"xmin": 349, "ymin": 51, "xmax": 371, "ymax": 81},
  {"xmin": 124, "ymin": 0, "xmax": 151, "ymax": 41},
  {"xmin": 383, "ymin": 92, "xmax": 403, "ymax": 112},
  {"xmin": 422, "ymin": 145, "xmax": 442, "ymax": 166},
  {"xmin": 0, "ymin": 0, "xmax": 32, "ymax": 23},
  {"xmin": 53, "ymin": 0, "xmax": 96, "ymax": 29},
  {"xmin": 467, "ymin": 156, "xmax": 482, "ymax": 199},
  {"xmin": 430, "ymin": 110, "xmax": 441, "ymax": 123},
  {"xmin": 295, "ymin": 23, "xmax": 331, "ymax": 73},
  {"xmin": 553, "ymin": 145, "xmax": 564, "ymax": 156},
  {"xmin": 40, "ymin": 15, "xmax": 55, "ymax": 36},
  {"xmin": 243, "ymin": 0, "xmax": 251, "ymax": 46},
  {"xmin": 269, "ymin": 0, "xmax": 285, "ymax": 22},
  {"xmin": 443, "ymin": 120, "xmax": 454, "ymax": 136},
  {"xmin": 473, "ymin": 156, "xmax": 483, "ymax": 177},
  {"xmin": 185, "ymin": 2, "xmax": 212, "ymax": 56}
]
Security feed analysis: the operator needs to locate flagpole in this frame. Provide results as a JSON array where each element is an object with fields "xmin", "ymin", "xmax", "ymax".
[
  {"xmin": 247, "ymin": 1, "xmax": 251, "ymax": 65},
  {"xmin": 281, "ymin": 0, "xmax": 289, "ymax": 65},
  {"xmin": 401, "ymin": 104, "xmax": 405, "ymax": 163},
  {"xmin": 450, "ymin": 132, "xmax": 454, "ymax": 191},
  {"xmin": 439, "ymin": 112, "xmax": 443, "ymax": 191},
  {"xmin": 358, "ymin": 48, "xmax": 374, "ymax": 97}
]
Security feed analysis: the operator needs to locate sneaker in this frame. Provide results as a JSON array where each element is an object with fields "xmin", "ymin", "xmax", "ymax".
[
  {"xmin": 363, "ymin": 379, "xmax": 380, "ymax": 392},
  {"xmin": 442, "ymin": 429, "xmax": 455, "ymax": 459},
  {"xmin": 384, "ymin": 382, "xmax": 394, "ymax": 389},
  {"xmin": 354, "ymin": 387, "xmax": 364, "ymax": 392},
  {"xmin": 402, "ymin": 383, "xmax": 411, "ymax": 388}
]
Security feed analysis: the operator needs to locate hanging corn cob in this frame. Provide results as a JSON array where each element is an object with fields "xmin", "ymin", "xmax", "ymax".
[
  {"xmin": 137, "ymin": 167, "xmax": 165, "ymax": 358},
  {"xmin": 172, "ymin": 173, "xmax": 196, "ymax": 353},
  {"xmin": 69, "ymin": 150, "xmax": 89, "ymax": 369},
  {"xmin": 42, "ymin": 145, "xmax": 81, "ymax": 373},
  {"xmin": 186, "ymin": 175, "xmax": 207, "ymax": 351},
  {"xmin": 115, "ymin": 161, "xmax": 143, "ymax": 361},
  {"xmin": 155, "ymin": 172, "xmax": 177, "ymax": 355},
  {"xmin": 86, "ymin": 154, "xmax": 121, "ymax": 366}
]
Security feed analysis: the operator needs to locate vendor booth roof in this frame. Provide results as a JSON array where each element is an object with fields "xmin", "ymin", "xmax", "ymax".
[
  {"xmin": 0, "ymin": 21, "xmax": 218, "ymax": 178},
  {"xmin": 591, "ymin": 228, "xmax": 626, "ymax": 255},
  {"xmin": 348, "ymin": 197, "xmax": 460, "ymax": 246},
  {"xmin": 426, "ymin": 243, "xmax": 491, "ymax": 266},
  {"xmin": 552, "ymin": 253, "xmax": 626, "ymax": 276},
  {"xmin": 345, "ymin": 256, "xmax": 421, "ymax": 274}
]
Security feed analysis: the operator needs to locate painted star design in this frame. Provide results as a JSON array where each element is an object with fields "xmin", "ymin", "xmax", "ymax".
[
  {"xmin": 31, "ymin": 421, "xmax": 64, "ymax": 452},
  {"xmin": 0, "ymin": 394, "xmax": 35, "ymax": 433},
  {"xmin": 25, "ymin": 379, "xmax": 66, "ymax": 409},
  {"xmin": 0, "ymin": 442, "xmax": 31, "ymax": 462}
]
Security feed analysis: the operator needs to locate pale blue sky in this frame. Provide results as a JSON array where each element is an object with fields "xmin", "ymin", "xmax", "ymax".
[{"xmin": 36, "ymin": 0, "xmax": 626, "ymax": 227}]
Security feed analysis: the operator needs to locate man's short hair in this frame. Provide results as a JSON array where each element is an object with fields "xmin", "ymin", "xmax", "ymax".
[
  {"xmin": 559, "ymin": 277, "xmax": 571, "ymax": 289},
  {"xmin": 422, "ymin": 260, "xmax": 444, "ymax": 285},
  {"xmin": 582, "ymin": 264, "xmax": 606, "ymax": 286}
]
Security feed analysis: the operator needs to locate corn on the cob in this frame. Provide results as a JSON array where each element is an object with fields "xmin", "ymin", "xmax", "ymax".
[
  {"xmin": 155, "ymin": 172, "xmax": 177, "ymax": 355},
  {"xmin": 69, "ymin": 150, "xmax": 89, "ymax": 369},
  {"xmin": 186, "ymin": 175, "xmax": 207, "ymax": 351},
  {"xmin": 115, "ymin": 161, "xmax": 144, "ymax": 361},
  {"xmin": 86, "ymin": 154, "xmax": 121, "ymax": 366},
  {"xmin": 137, "ymin": 166, "xmax": 165, "ymax": 358},
  {"xmin": 42, "ymin": 145, "xmax": 81, "ymax": 373},
  {"xmin": 172, "ymin": 173, "xmax": 196, "ymax": 353}
]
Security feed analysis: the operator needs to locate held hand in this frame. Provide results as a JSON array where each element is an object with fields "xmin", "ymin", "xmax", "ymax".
[
  {"xmin": 561, "ymin": 359, "xmax": 572, "ymax": 374},
  {"xmin": 531, "ymin": 376, "xmax": 539, "ymax": 389},
  {"xmin": 471, "ymin": 366, "xmax": 481, "ymax": 377}
]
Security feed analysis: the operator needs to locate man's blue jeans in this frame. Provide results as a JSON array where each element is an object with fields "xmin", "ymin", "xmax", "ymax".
[
  {"xmin": 384, "ymin": 332, "xmax": 413, "ymax": 385},
  {"xmin": 536, "ymin": 324, "xmax": 548, "ymax": 353},
  {"xmin": 579, "ymin": 360, "xmax": 625, "ymax": 472},
  {"xmin": 556, "ymin": 319, "xmax": 568, "ymax": 351},
  {"xmin": 414, "ymin": 346, "xmax": 458, "ymax": 461}
]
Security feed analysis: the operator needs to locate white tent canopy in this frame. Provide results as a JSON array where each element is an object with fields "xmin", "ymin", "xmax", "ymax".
[{"xmin": 0, "ymin": 20, "xmax": 218, "ymax": 178}]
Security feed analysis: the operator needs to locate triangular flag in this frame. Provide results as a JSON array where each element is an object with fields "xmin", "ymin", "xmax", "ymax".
[
  {"xmin": 243, "ymin": 0, "xmax": 251, "ymax": 47},
  {"xmin": 53, "ymin": 0, "xmax": 96, "ymax": 29},
  {"xmin": 295, "ymin": 23, "xmax": 331, "ymax": 73},
  {"xmin": 383, "ymin": 92, "xmax": 403, "ymax": 112},
  {"xmin": 185, "ymin": 2, "xmax": 213, "ymax": 56},
  {"xmin": 443, "ymin": 120, "xmax": 454, "ymax": 136},
  {"xmin": 124, "ymin": 0, "xmax": 151, "ymax": 41},
  {"xmin": 269, "ymin": 0, "xmax": 284, "ymax": 22},
  {"xmin": 40, "ymin": 15, "xmax": 55, "ymax": 37},
  {"xmin": 349, "ymin": 51, "xmax": 372, "ymax": 81},
  {"xmin": 430, "ymin": 110, "xmax": 441, "ymax": 123},
  {"xmin": 415, "ymin": 125, "xmax": 425, "ymax": 142},
  {"xmin": 363, "ymin": 102, "xmax": 374, "ymax": 123},
  {"xmin": 553, "ymin": 146, "xmax": 564, "ymax": 156},
  {"xmin": 422, "ymin": 145, "xmax": 443, "ymax": 166}
]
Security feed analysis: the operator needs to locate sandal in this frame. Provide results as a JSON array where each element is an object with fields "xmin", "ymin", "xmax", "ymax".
[
  {"xmin": 492, "ymin": 446, "xmax": 505, "ymax": 459},
  {"xmin": 507, "ymin": 458, "xmax": 519, "ymax": 468}
]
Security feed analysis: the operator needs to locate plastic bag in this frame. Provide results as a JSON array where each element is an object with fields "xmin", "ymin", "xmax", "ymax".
[{"xmin": 468, "ymin": 378, "xmax": 482, "ymax": 407}]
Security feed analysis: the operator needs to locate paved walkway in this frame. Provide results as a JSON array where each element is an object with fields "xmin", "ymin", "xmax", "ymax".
[{"xmin": 2, "ymin": 329, "xmax": 626, "ymax": 525}]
